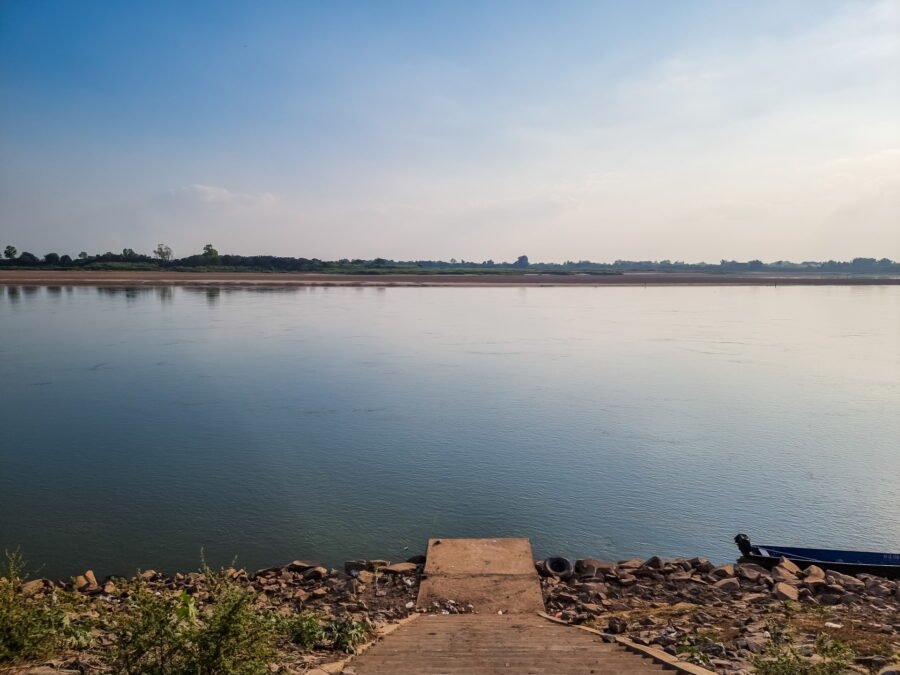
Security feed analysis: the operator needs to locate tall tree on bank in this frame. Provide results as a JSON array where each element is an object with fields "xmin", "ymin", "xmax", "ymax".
[
  {"xmin": 3, "ymin": 245, "xmax": 16, "ymax": 259},
  {"xmin": 154, "ymin": 244, "xmax": 173, "ymax": 262}
]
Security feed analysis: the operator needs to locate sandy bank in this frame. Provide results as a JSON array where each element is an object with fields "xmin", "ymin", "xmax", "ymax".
[{"xmin": 2, "ymin": 270, "xmax": 899, "ymax": 287}]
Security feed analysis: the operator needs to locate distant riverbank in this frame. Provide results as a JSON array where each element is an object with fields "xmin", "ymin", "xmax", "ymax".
[{"xmin": 2, "ymin": 269, "xmax": 900, "ymax": 286}]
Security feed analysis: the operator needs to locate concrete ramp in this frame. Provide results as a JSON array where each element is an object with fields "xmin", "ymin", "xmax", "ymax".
[
  {"xmin": 344, "ymin": 538, "xmax": 712, "ymax": 675},
  {"xmin": 416, "ymin": 537, "xmax": 544, "ymax": 613}
]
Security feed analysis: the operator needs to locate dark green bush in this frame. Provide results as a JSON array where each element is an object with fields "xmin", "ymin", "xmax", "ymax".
[
  {"xmin": 0, "ymin": 551, "xmax": 75, "ymax": 664},
  {"xmin": 107, "ymin": 569, "xmax": 276, "ymax": 675}
]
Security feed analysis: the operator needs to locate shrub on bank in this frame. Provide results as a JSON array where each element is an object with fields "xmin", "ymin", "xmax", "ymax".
[
  {"xmin": 0, "ymin": 551, "xmax": 90, "ymax": 664},
  {"xmin": 106, "ymin": 569, "xmax": 277, "ymax": 675},
  {"xmin": 1, "ymin": 552, "xmax": 375, "ymax": 672}
]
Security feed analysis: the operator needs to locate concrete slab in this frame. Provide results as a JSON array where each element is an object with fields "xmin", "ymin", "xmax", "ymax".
[
  {"xmin": 416, "ymin": 538, "xmax": 544, "ymax": 613},
  {"xmin": 422, "ymin": 538, "xmax": 538, "ymax": 576}
]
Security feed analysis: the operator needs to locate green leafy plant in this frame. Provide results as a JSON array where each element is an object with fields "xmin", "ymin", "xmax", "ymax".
[
  {"xmin": 675, "ymin": 636, "xmax": 714, "ymax": 667},
  {"xmin": 282, "ymin": 612, "xmax": 324, "ymax": 650},
  {"xmin": 0, "ymin": 550, "xmax": 68, "ymax": 664},
  {"xmin": 281, "ymin": 613, "xmax": 371, "ymax": 654},
  {"xmin": 106, "ymin": 567, "xmax": 276, "ymax": 675},
  {"xmin": 322, "ymin": 616, "xmax": 371, "ymax": 654},
  {"xmin": 752, "ymin": 633, "xmax": 854, "ymax": 675}
]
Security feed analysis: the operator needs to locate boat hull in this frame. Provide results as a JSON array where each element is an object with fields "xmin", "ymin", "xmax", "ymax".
[{"xmin": 734, "ymin": 534, "xmax": 900, "ymax": 580}]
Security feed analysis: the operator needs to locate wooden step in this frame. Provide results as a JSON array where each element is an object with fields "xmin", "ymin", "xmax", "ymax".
[{"xmin": 347, "ymin": 614, "xmax": 669, "ymax": 674}]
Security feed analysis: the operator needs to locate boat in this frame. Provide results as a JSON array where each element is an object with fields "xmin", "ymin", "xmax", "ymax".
[{"xmin": 734, "ymin": 533, "xmax": 900, "ymax": 579}]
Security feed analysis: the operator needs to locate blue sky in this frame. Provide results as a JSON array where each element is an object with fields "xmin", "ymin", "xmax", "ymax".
[{"xmin": 1, "ymin": 1, "xmax": 898, "ymax": 261}]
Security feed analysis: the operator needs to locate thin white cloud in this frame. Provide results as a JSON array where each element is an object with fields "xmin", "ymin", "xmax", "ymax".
[{"xmin": 156, "ymin": 184, "xmax": 278, "ymax": 210}]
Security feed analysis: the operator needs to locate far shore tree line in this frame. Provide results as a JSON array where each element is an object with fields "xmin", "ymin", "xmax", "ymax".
[{"xmin": 2, "ymin": 244, "xmax": 899, "ymax": 275}]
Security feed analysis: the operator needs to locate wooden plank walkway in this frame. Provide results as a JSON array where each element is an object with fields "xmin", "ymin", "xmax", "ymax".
[
  {"xmin": 343, "ymin": 538, "xmax": 698, "ymax": 674},
  {"xmin": 345, "ymin": 614, "xmax": 669, "ymax": 674}
]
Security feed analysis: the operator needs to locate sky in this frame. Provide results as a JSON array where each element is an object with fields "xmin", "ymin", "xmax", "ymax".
[{"xmin": 1, "ymin": 1, "xmax": 898, "ymax": 263}]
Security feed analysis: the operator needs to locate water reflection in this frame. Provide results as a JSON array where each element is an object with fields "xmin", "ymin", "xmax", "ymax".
[
  {"xmin": 155, "ymin": 286, "xmax": 173, "ymax": 303},
  {"xmin": 2, "ymin": 284, "xmax": 898, "ymax": 577}
]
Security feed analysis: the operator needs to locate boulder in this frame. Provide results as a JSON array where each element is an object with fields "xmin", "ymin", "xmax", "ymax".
[
  {"xmin": 773, "ymin": 582, "xmax": 799, "ymax": 601},
  {"xmin": 742, "ymin": 634, "xmax": 768, "ymax": 654},
  {"xmin": 827, "ymin": 572, "xmax": 865, "ymax": 591},
  {"xmin": 669, "ymin": 571, "xmax": 694, "ymax": 582},
  {"xmin": 777, "ymin": 557, "xmax": 801, "ymax": 575},
  {"xmin": 302, "ymin": 566, "xmax": 329, "ymax": 580},
  {"xmin": 575, "ymin": 559, "xmax": 617, "ymax": 577},
  {"xmin": 288, "ymin": 560, "xmax": 317, "ymax": 571},
  {"xmin": 344, "ymin": 560, "xmax": 367, "ymax": 575},
  {"xmin": 617, "ymin": 559, "xmax": 643, "ymax": 570},
  {"xmin": 772, "ymin": 565, "xmax": 798, "ymax": 582},
  {"xmin": 803, "ymin": 565, "xmax": 825, "ymax": 581},
  {"xmin": 383, "ymin": 562, "xmax": 417, "ymax": 575},
  {"xmin": 689, "ymin": 557, "xmax": 714, "ymax": 573},
  {"xmin": 711, "ymin": 564, "xmax": 735, "ymax": 579},
  {"xmin": 607, "ymin": 616, "xmax": 628, "ymax": 633},
  {"xmin": 713, "ymin": 577, "xmax": 740, "ymax": 592},
  {"xmin": 20, "ymin": 579, "xmax": 44, "ymax": 596}
]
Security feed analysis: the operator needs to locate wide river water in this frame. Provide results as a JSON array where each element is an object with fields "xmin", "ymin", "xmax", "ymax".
[{"xmin": 1, "ymin": 284, "xmax": 898, "ymax": 578}]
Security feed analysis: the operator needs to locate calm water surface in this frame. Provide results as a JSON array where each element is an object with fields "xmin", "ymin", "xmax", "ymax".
[{"xmin": 1, "ymin": 284, "xmax": 898, "ymax": 577}]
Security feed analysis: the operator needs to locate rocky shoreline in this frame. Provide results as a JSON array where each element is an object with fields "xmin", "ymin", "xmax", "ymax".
[
  {"xmin": 540, "ymin": 555, "xmax": 900, "ymax": 674},
  {"xmin": 4, "ymin": 553, "xmax": 899, "ymax": 674}
]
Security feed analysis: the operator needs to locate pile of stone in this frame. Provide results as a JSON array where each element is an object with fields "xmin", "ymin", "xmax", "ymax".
[
  {"xmin": 11, "ymin": 557, "xmax": 425, "ymax": 674},
  {"xmin": 539, "ymin": 556, "xmax": 900, "ymax": 673},
  {"xmin": 25, "ymin": 556, "xmax": 424, "ymax": 624}
]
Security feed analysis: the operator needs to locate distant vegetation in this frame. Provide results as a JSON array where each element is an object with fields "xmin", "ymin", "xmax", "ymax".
[{"xmin": 2, "ymin": 243, "xmax": 899, "ymax": 274}]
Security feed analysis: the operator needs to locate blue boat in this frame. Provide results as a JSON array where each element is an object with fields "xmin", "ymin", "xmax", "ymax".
[{"xmin": 734, "ymin": 534, "xmax": 900, "ymax": 579}]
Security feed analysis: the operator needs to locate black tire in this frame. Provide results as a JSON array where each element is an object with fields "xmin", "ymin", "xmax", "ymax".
[{"xmin": 543, "ymin": 556, "xmax": 574, "ymax": 580}]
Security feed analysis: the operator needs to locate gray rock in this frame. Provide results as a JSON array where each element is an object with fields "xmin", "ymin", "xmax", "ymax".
[{"xmin": 773, "ymin": 582, "xmax": 799, "ymax": 601}]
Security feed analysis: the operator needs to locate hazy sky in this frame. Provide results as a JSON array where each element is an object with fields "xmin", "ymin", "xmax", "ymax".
[{"xmin": 1, "ymin": 1, "xmax": 898, "ymax": 262}]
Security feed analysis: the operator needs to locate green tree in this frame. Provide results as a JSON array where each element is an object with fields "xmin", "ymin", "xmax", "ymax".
[
  {"xmin": 122, "ymin": 248, "xmax": 137, "ymax": 259},
  {"xmin": 202, "ymin": 244, "xmax": 219, "ymax": 258},
  {"xmin": 514, "ymin": 255, "xmax": 530, "ymax": 268},
  {"xmin": 78, "ymin": 252, "xmax": 88, "ymax": 260},
  {"xmin": 60, "ymin": 254, "xmax": 73, "ymax": 266},
  {"xmin": 43, "ymin": 253, "xmax": 60, "ymax": 265},
  {"xmin": 153, "ymin": 243, "xmax": 173, "ymax": 262},
  {"xmin": 3, "ymin": 246, "xmax": 16, "ymax": 260}
]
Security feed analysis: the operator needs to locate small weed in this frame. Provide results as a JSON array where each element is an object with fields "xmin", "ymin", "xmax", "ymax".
[
  {"xmin": 675, "ymin": 637, "xmax": 714, "ymax": 667},
  {"xmin": 282, "ymin": 612, "xmax": 324, "ymax": 650},
  {"xmin": 323, "ymin": 616, "xmax": 371, "ymax": 654},
  {"xmin": 752, "ymin": 632, "xmax": 854, "ymax": 675},
  {"xmin": 281, "ymin": 613, "xmax": 370, "ymax": 654}
]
